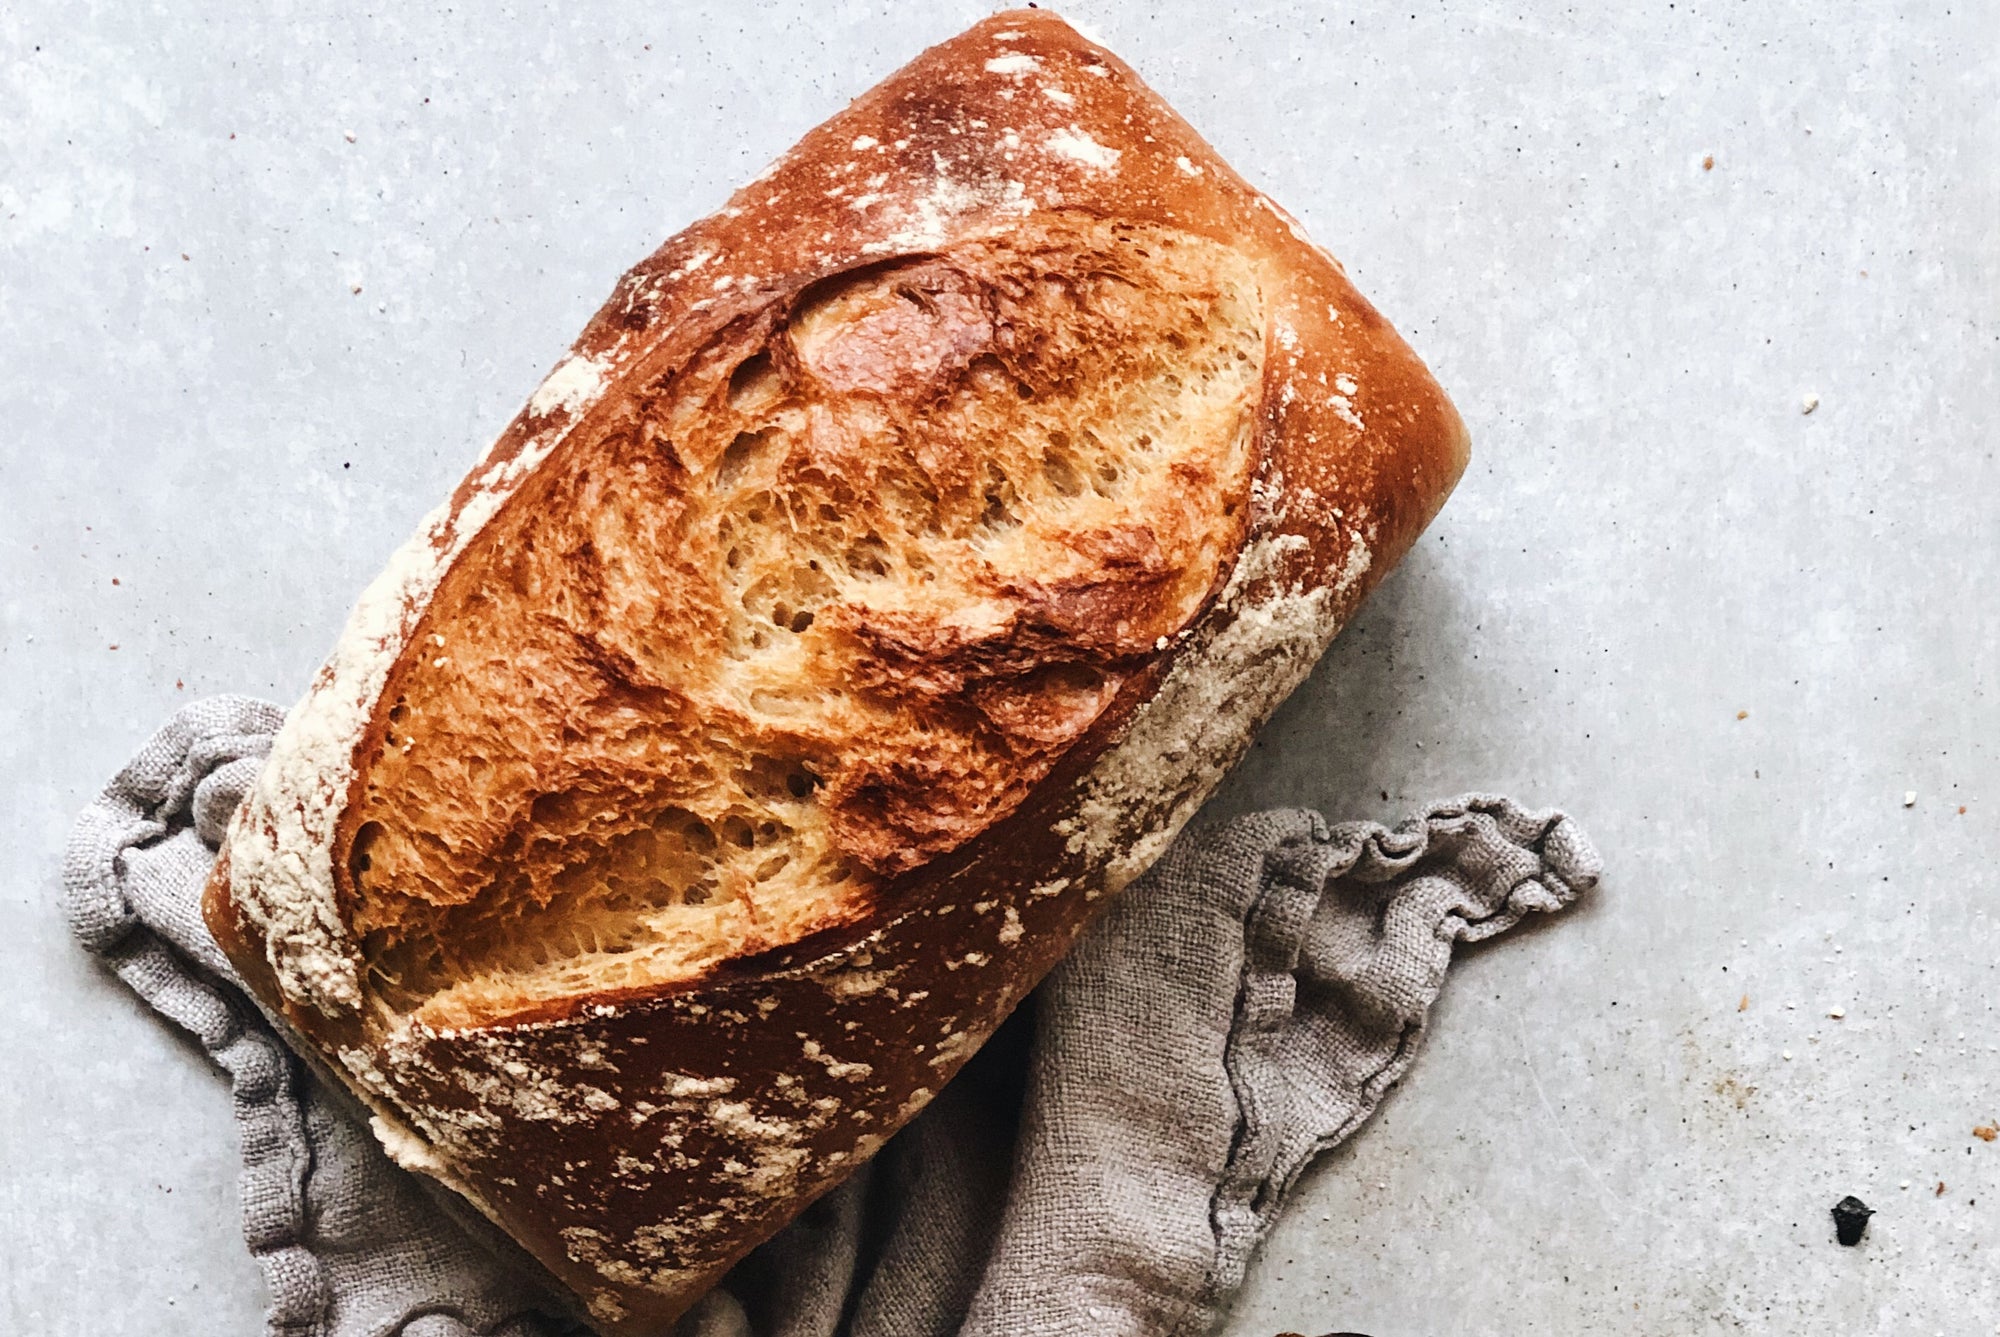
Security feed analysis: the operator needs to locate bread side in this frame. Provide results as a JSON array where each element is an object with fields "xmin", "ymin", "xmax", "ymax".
[{"xmin": 205, "ymin": 10, "xmax": 1469, "ymax": 1333}]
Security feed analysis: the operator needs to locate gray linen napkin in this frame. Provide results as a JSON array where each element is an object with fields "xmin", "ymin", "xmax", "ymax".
[{"xmin": 65, "ymin": 695, "xmax": 1601, "ymax": 1337}]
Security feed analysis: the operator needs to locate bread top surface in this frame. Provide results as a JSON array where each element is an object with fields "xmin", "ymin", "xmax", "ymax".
[
  {"xmin": 214, "ymin": 8, "xmax": 1466, "ymax": 1035},
  {"xmin": 355, "ymin": 219, "xmax": 1266, "ymax": 1028}
]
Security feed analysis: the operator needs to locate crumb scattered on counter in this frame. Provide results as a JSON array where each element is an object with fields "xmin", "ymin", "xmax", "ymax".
[
  {"xmin": 1973, "ymin": 1124, "xmax": 1997, "ymax": 1143},
  {"xmin": 1903, "ymin": 791, "xmax": 1917, "ymax": 807},
  {"xmin": 1702, "ymin": 154, "xmax": 1715, "ymax": 170},
  {"xmin": 1738, "ymin": 994, "xmax": 1749, "ymax": 1012},
  {"xmin": 1736, "ymin": 709, "xmax": 1748, "ymax": 720},
  {"xmin": 1801, "ymin": 392, "xmax": 1820, "ymax": 414},
  {"xmin": 1831, "ymin": 1195, "xmax": 1872, "ymax": 1246}
]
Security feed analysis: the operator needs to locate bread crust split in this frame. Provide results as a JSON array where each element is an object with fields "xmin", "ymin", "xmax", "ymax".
[{"xmin": 202, "ymin": 10, "xmax": 1470, "ymax": 1332}]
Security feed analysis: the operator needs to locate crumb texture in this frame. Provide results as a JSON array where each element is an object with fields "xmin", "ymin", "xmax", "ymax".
[{"xmin": 343, "ymin": 216, "xmax": 1266, "ymax": 1027}]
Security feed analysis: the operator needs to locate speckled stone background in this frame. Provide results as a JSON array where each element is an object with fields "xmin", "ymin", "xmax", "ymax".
[{"xmin": 3, "ymin": 2, "xmax": 1995, "ymax": 1334}]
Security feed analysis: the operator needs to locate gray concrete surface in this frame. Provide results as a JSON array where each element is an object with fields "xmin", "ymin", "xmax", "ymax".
[{"xmin": 3, "ymin": 1, "xmax": 1995, "ymax": 1333}]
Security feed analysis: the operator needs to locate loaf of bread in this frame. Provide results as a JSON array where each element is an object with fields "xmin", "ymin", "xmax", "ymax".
[{"xmin": 203, "ymin": 10, "xmax": 1468, "ymax": 1332}]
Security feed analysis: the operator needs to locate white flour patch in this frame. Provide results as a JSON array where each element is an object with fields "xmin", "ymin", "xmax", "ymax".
[
  {"xmin": 802, "ymin": 1039, "xmax": 873, "ymax": 1081},
  {"xmin": 370, "ymin": 1114, "xmax": 446, "ymax": 1176},
  {"xmin": 860, "ymin": 156, "xmax": 1034, "ymax": 254},
  {"xmin": 527, "ymin": 353, "xmax": 610, "ymax": 419},
  {"xmin": 1055, "ymin": 526, "xmax": 1369, "ymax": 891},
  {"xmin": 1045, "ymin": 127, "xmax": 1120, "ymax": 171}
]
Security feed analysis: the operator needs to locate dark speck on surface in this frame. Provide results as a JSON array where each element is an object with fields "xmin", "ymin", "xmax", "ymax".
[{"xmin": 1832, "ymin": 1195, "xmax": 1873, "ymax": 1246}]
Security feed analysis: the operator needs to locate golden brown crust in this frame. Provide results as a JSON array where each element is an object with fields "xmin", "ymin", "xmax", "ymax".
[
  {"xmin": 339, "ymin": 215, "xmax": 1268, "ymax": 1026},
  {"xmin": 204, "ymin": 11, "xmax": 1469, "ymax": 1333}
]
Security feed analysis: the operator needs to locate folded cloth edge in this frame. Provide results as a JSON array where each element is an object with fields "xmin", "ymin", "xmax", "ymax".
[{"xmin": 1202, "ymin": 795, "xmax": 1601, "ymax": 1311}]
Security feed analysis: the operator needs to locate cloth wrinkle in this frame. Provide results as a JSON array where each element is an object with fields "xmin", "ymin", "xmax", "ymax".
[{"xmin": 65, "ymin": 697, "xmax": 1599, "ymax": 1337}]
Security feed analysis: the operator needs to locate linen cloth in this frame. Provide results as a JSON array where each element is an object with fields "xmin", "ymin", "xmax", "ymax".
[{"xmin": 65, "ymin": 695, "xmax": 1600, "ymax": 1337}]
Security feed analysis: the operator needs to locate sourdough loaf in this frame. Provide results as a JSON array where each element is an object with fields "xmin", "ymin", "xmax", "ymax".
[{"xmin": 203, "ymin": 10, "xmax": 1470, "ymax": 1332}]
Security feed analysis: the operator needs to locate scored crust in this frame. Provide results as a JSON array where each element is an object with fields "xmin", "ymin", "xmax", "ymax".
[
  {"xmin": 350, "ymin": 218, "xmax": 1268, "ymax": 1031},
  {"xmin": 203, "ymin": 10, "xmax": 1469, "ymax": 1333}
]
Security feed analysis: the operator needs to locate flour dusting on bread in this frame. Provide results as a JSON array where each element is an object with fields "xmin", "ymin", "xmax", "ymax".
[{"xmin": 1056, "ymin": 525, "xmax": 1371, "ymax": 889}]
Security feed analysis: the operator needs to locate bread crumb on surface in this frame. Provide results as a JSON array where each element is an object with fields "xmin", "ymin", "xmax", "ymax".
[
  {"xmin": 1801, "ymin": 392, "xmax": 1820, "ymax": 414},
  {"xmin": 1973, "ymin": 1124, "xmax": 1998, "ymax": 1142},
  {"xmin": 1702, "ymin": 153, "xmax": 1715, "ymax": 170},
  {"xmin": 1903, "ymin": 790, "xmax": 1917, "ymax": 807}
]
